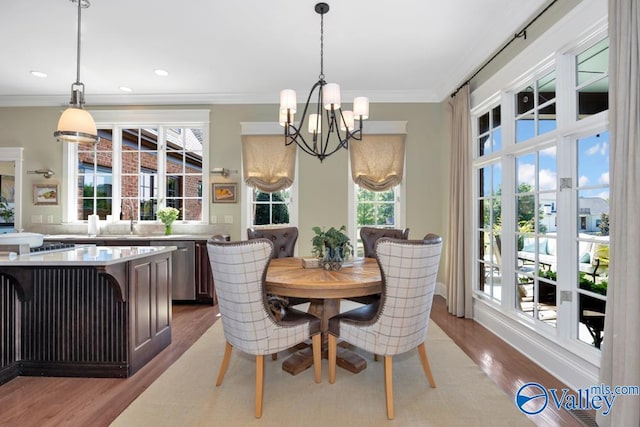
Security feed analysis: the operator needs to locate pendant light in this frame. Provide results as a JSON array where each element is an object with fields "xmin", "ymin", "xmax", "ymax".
[{"xmin": 54, "ymin": 0, "xmax": 99, "ymax": 144}]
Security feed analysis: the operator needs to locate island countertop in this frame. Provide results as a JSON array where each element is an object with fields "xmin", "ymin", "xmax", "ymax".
[
  {"xmin": 43, "ymin": 234, "xmax": 216, "ymax": 241},
  {"xmin": 0, "ymin": 245, "xmax": 177, "ymax": 266}
]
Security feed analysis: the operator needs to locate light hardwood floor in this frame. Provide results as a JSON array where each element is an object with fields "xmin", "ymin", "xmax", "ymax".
[{"xmin": 0, "ymin": 296, "xmax": 589, "ymax": 426}]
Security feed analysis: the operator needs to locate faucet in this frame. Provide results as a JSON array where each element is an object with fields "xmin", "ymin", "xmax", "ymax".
[{"xmin": 121, "ymin": 200, "xmax": 136, "ymax": 234}]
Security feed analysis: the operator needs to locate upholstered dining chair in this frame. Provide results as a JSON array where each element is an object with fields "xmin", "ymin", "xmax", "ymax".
[
  {"xmin": 360, "ymin": 226, "xmax": 410, "ymax": 258},
  {"xmin": 248, "ymin": 226, "xmax": 308, "ymax": 312},
  {"xmin": 348, "ymin": 227, "xmax": 410, "ymax": 305},
  {"xmin": 207, "ymin": 238, "xmax": 322, "ymax": 418},
  {"xmin": 247, "ymin": 226, "xmax": 299, "ymax": 258},
  {"xmin": 328, "ymin": 234, "xmax": 443, "ymax": 420}
]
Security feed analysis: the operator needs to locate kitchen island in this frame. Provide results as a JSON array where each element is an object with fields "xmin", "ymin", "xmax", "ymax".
[{"xmin": 0, "ymin": 245, "xmax": 175, "ymax": 385}]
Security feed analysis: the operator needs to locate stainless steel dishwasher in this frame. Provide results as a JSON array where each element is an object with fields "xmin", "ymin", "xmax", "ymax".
[{"xmin": 151, "ymin": 240, "xmax": 195, "ymax": 300}]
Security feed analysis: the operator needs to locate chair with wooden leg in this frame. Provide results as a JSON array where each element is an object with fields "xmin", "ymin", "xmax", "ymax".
[
  {"xmin": 328, "ymin": 234, "xmax": 443, "ymax": 420},
  {"xmin": 207, "ymin": 238, "xmax": 322, "ymax": 418}
]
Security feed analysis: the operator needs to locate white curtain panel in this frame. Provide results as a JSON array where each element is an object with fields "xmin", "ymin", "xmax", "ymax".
[
  {"xmin": 598, "ymin": 1, "xmax": 640, "ymax": 426},
  {"xmin": 445, "ymin": 85, "xmax": 473, "ymax": 318}
]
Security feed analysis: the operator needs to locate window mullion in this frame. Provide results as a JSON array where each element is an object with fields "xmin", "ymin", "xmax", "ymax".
[
  {"xmin": 112, "ymin": 127, "xmax": 123, "ymax": 220},
  {"xmin": 157, "ymin": 126, "xmax": 167, "ymax": 210}
]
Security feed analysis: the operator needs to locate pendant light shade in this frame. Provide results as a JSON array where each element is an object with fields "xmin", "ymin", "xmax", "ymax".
[
  {"xmin": 55, "ymin": 106, "xmax": 98, "ymax": 144},
  {"xmin": 54, "ymin": 0, "xmax": 98, "ymax": 144}
]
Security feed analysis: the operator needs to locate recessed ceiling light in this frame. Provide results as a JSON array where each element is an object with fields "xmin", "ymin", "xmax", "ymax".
[
  {"xmin": 154, "ymin": 69, "xmax": 169, "ymax": 77},
  {"xmin": 119, "ymin": 86, "xmax": 133, "ymax": 92},
  {"xmin": 30, "ymin": 70, "xmax": 47, "ymax": 78}
]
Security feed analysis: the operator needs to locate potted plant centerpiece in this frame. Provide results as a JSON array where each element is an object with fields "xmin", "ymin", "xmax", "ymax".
[
  {"xmin": 157, "ymin": 207, "xmax": 180, "ymax": 235},
  {"xmin": 311, "ymin": 225, "xmax": 353, "ymax": 270}
]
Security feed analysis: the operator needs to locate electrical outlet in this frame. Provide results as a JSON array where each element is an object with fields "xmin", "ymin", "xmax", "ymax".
[
  {"xmin": 46, "ymin": 215, "xmax": 54, "ymax": 224},
  {"xmin": 224, "ymin": 215, "xmax": 233, "ymax": 224}
]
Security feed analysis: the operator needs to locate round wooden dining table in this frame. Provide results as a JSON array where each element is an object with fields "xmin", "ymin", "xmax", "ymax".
[{"xmin": 265, "ymin": 257, "xmax": 382, "ymax": 375}]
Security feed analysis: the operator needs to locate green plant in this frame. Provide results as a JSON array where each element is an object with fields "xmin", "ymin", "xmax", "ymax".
[
  {"xmin": 579, "ymin": 272, "xmax": 608, "ymax": 296},
  {"xmin": 157, "ymin": 206, "xmax": 180, "ymax": 225},
  {"xmin": 0, "ymin": 196, "xmax": 14, "ymax": 223},
  {"xmin": 311, "ymin": 225, "xmax": 353, "ymax": 258},
  {"xmin": 538, "ymin": 269, "xmax": 557, "ymax": 281}
]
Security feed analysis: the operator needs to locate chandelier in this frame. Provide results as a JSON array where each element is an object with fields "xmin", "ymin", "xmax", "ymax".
[
  {"xmin": 279, "ymin": 2, "xmax": 369, "ymax": 162},
  {"xmin": 53, "ymin": 0, "xmax": 99, "ymax": 145}
]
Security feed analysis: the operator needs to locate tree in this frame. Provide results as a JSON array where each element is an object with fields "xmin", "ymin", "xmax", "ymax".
[
  {"xmin": 599, "ymin": 212, "xmax": 609, "ymax": 236},
  {"xmin": 357, "ymin": 188, "xmax": 394, "ymax": 226},
  {"xmin": 255, "ymin": 191, "xmax": 289, "ymax": 225}
]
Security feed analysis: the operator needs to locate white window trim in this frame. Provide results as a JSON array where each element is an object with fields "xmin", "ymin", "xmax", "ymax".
[{"xmin": 62, "ymin": 109, "xmax": 210, "ymax": 223}]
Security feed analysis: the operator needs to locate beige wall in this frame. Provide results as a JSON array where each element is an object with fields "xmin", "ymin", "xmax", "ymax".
[{"xmin": 0, "ymin": 102, "xmax": 451, "ymax": 259}]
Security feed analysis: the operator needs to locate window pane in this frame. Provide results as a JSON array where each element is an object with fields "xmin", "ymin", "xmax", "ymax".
[
  {"xmin": 478, "ymin": 112, "xmax": 490, "ymax": 135},
  {"xmin": 576, "ymin": 131, "xmax": 609, "ymax": 348},
  {"xmin": 516, "ymin": 154, "xmax": 536, "ymax": 190},
  {"xmin": 577, "ymin": 39, "xmax": 609, "ymax": 86},
  {"xmin": 539, "ymin": 147, "xmax": 557, "ymax": 191},
  {"xmin": 577, "ymin": 39, "xmax": 609, "ymax": 120},
  {"xmin": 516, "ymin": 114, "xmax": 535, "ymax": 143},
  {"xmin": 492, "ymin": 128, "xmax": 502, "ymax": 152},
  {"xmin": 480, "ymin": 167, "xmax": 490, "ymax": 197},
  {"xmin": 537, "ymin": 70, "xmax": 556, "ymax": 105},
  {"xmin": 253, "ymin": 190, "xmax": 290, "ymax": 225},
  {"xmin": 516, "ymin": 87, "xmax": 534, "ymax": 115},
  {"xmin": 478, "ymin": 135, "xmax": 489, "ymax": 156},
  {"xmin": 492, "ymin": 106, "xmax": 501, "ymax": 128},
  {"xmin": 577, "ymin": 132, "xmax": 609, "ymax": 192}
]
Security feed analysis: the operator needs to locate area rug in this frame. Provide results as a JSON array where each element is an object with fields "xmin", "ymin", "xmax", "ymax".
[{"xmin": 112, "ymin": 316, "xmax": 533, "ymax": 427}]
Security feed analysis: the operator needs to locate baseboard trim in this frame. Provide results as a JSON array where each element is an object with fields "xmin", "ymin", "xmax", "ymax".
[{"xmin": 473, "ymin": 299, "xmax": 599, "ymax": 390}]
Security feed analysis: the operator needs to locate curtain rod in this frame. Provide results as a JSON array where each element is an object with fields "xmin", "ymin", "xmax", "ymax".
[{"xmin": 450, "ymin": 0, "xmax": 558, "ymax": 98}]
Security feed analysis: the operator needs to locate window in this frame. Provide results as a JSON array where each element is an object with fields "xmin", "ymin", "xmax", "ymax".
[
  {"xmin": 65, "ymin": 110, "xmax": 209, "ymax": 223},
  {"xmin": 514, "ymin": 147, "xmax": 557, "ymax": 324},
  {"xmin": 477, "ymin": 106, "xmax": 502, "ymax": 156},
  {"xmin": 351, "ymin": 185, "xmax": 402, "ymax": 258},
  {"xmin": 476, "ymin": 160, "xmax": 502, "ymax": 302},
  {"xmin": 575, "ymin": 131, "xmax": 609, "ymax": 348},
  {"xmin": 472, "ymin": 36, "xmax": 609, "ymax": 359},
  {"xmin": 515, "ymin": 70, "xmax": 557, "ymax": 143},
  {"xmin": 78, "ymin": 162, "xmax": 112, "ymax": 221},
  {"xmin": 577, "ymin": 39, "xmax": 609, "ymax": 119},
  {"xmin": 250, "ymin": 188, "xmax": 292, "ymax": 226}
]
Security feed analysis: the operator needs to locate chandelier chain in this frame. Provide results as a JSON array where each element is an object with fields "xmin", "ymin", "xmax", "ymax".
[{"xmin": 319, "ymin": 11, "xmax": 324, "ymax": 80}]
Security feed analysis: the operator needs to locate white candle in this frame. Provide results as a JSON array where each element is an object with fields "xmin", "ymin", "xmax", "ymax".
[{"xmin": 88, "ymin": 214, "xmax": 99, "ymax": 236}]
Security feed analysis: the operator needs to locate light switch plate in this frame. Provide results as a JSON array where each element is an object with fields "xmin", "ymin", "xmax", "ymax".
[
  {"xmin": 210, "ymin": 215, "xmax": 217, "ymax": 224},
  {"xmin": 224, "ymin": 215, "xmax": 233, "ymax": 224}
]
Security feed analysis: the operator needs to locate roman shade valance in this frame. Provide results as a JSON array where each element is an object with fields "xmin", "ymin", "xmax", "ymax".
[
  {"xmin": 349, "ymin": 135, "xmax": 406, "ymax": 191},
  {"xmin": 242, "ymin": 135, "xmax": 296, "ymax": 192}
]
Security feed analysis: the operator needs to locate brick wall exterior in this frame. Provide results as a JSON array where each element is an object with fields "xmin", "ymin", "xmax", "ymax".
[{"xmin": 77, "ymin": 133, "xmax": 202, "ymax": 221}]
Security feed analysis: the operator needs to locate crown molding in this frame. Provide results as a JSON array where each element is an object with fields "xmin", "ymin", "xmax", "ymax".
[{"xmin": 0, "ymin": 89, "xmax": 443, "ymax": 108}]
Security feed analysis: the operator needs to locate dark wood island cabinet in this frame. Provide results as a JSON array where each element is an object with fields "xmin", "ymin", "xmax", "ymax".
[{"xmin": 0, "ymin": 246, "xmax": 175, "ymax": 385}]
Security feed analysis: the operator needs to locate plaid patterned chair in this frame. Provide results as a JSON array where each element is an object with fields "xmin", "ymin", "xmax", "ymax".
[
  {"xmin": 207, "ymin": 238, "xmax": 322, "ymax": 418},
  {"xmin": 328, "ymin": 234, "xmax": 443, "ymax": 420}
]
